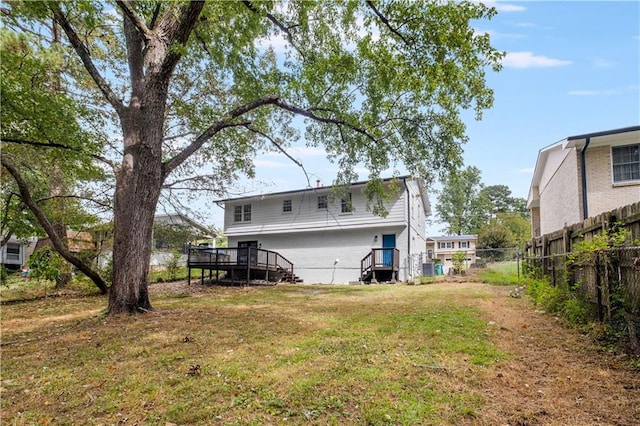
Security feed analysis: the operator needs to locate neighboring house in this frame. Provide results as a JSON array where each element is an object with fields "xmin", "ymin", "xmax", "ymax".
[
  {"xmin": 151, "ymin": 213, "xmax": 215, "ymax": 270},
  {"xmin": 222, "ymin": 176, "xmax": 430, "ymax": 284},
  {"xmin": 527, "ymin": 126, "xmax": 640, "ymax": 237},
  {"xmin": 1, "ymin": 236, "xmax": 37, "ymax": 270},
  {"xmin": 426, "ymin": 235, "xmax": 477, "ymax": 274},
  {"xmin": 35, "ymin": 230, "xmax": 95, "ymax": 253},
  {"xmin": 93, "ymin": 213, "xmax": 215, "ymax": 270},
  {"xmin": 153, "ymin": 213, "xmax": 216, "ymax": 250}
]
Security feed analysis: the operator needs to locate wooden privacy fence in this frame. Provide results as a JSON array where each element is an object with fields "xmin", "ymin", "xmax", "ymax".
[
  {"xmin": 525, "ymin": 202, "xmax": 640, "ymax": 259},
  {"xmin": 524, "ymin": 202, "xmax": 640, "ymax": 351}
]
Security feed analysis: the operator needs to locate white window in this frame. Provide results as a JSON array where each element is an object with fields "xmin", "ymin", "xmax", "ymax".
[
  {"xmin": 234, "ymin": 204, "xmax": 251, "ymax": 222},
  {"xmin": 317, "ymin": 195, "xmax": 328, "ymax": 210},
  {"xmin": 283, "ymin": 199, "xmax": 292, "ymax": 213},
  {"xmin": 438, "ymin": 242, "xmax": 453, "ymax": 249},
  {"xmin": 459, "ymin": 241, "xmax": 469, "ymax": 249},
  {"xmin": 6, "ymin": 244, "xmax": 20, "ymax": 261},
  {"xmin": 341, "ymin": 193, "xmax": 352, "ymax": 213},
  {"xmin": 612, "ymin": 144, "xmax": 640, "ymax": 183}
]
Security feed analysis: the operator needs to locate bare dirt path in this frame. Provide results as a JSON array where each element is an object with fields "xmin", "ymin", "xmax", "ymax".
[{"xmin": 463, "ymin": 282, "xmax": 640, "ymax": 426}]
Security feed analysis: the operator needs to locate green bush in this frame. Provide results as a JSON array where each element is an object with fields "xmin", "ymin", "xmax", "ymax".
[{"xmin": 526, "ymin": 277, "xmax": 595, "ymax": 326}]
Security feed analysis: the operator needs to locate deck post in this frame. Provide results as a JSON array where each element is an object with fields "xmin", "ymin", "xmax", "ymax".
[
  {"xmin": 265, "ymin": 250, "xmax": 269, "ymax": 282},
  {"xmin": 187, "ymin": 247, "xmax": 192, "ymax": 285},
  {"xmin": 246, "ymin": 248, "xmax": 251, "ymax": 286},
  {"xmin": 214, "ymin": 249, "xmax": 219, "ymax": 284}
]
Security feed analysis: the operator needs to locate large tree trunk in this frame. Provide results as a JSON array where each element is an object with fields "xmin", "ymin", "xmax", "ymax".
[{"xmin": 108, "ymin": 82, "xmax": 167, "ymax": 315}]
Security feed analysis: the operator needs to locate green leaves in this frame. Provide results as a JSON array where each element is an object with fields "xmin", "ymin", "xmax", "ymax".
[{"xmin": 436, "ymin": 166, "xmax": 490, "ymax": 235}]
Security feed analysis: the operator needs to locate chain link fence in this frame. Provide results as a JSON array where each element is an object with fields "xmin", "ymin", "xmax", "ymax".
[{"xmin": 524, "ymin": 246, "xmax": 640, "ymax": 352}]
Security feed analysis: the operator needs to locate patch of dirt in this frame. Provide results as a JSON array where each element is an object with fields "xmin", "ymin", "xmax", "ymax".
[{"xmin": 462, "ymin": 282, "xmax": 640, "ymax": 425}]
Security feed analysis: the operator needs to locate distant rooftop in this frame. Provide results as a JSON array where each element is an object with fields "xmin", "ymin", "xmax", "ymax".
[{"xmin": 427, "ymin": 235, "xmax": 477, "ymax": 241}]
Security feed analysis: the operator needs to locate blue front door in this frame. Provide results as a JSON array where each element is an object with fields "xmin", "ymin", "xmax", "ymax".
[{"xmin": 382, "ymin": 234, "xmax": 396, "ymax": 267}]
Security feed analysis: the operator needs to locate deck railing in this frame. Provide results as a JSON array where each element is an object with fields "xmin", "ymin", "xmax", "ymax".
[
  {"xmin": 360, "ymin": 248, "xmax": 400, "ymax": 282},
  {"xmin": 187, "ymin": 246, "xmax": 294, "ymax": 283}
]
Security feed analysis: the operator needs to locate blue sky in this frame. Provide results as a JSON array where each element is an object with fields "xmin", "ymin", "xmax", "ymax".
[{"xmin": 206, "ymin": 1, "xmax": 640, "ymax": 231}]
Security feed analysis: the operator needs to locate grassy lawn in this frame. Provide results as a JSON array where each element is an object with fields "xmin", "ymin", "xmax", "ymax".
[
  {"xmin": 474, "ymin": 261, "xmax": 524, "ymax": 285},
  {"xmin": 1, "ymin": 282, "xmax": 505, "ymax": 425}
]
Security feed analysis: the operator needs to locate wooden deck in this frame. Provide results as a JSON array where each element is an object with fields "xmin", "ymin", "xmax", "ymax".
[
  {"xmin": 360, "ymin": 248, "xmax": 400, "ymax": 283},
  {"xmin": 187, "ymin": 246, "xmax": 297, "ymax": 285}
]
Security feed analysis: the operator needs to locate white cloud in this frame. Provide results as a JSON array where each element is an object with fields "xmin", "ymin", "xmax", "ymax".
[
  {"xmin": 518, "ymin": 167, "xmax": 535, "ymax": 174},
  {"xmin": 481, "ymin": 1, "xmax": 526, "ymax": 12},
  {"xmin": 592, "ymin": 58, "xmax": 614, "ymax": 68},
  {"xmin": 254, "ymin": 159, "xmax": 290, "ymax": 169},
  {"xmin": 568, "ymin": 89, "xmax": 619, "ymax": 96},
  {"xmin": 289, "ymin": 146, "xmax": 328, "ymax": 158},
  {"xmin": 474, "ymin": 28, "xmax": 526, "ymax": 40},
  {"xmin": 502, "ymin": 51, "xmax": 572, "ymax": 68}
]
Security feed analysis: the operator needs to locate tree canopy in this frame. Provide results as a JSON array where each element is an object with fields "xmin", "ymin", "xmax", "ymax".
[
  {"xmin": 1, "ymin": 1, "xmax": 503, "ymax": 314},
  {"xmin": 435, "ymin": 165, "xmax": 490, "ymax": 235}
]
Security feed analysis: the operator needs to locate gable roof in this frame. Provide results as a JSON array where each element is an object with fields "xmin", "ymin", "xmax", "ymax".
[
  {"xmin": 154, "ymin": 213, "xmax": 215, "ymax": 238},
  {"xmin": 219, "ymin": 176, "xmax": 431, "ymax": 216},
  {"xmin": 527, "ymin": 125, "xmax": 640, "ymax": 208}
]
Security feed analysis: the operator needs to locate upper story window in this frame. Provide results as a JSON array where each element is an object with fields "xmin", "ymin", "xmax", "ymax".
[
  {"xmin": 317, "ymin": 195, "xmax": 328, "ymax": 210},
  {"xmin": 459, "ymin": 241, "xmax": 469, "ymax": 249},
  {"xmin": 341, "ymin": 193, "xmax": 353, "ymax": 213},
  {"xmin": 234, "ymin": 204, "xmax": 251, "ymax": 222},
  {"xmin": 612, "ymin": 144, "xmax": 640, "ymax": 183},
  {"xmin": 282, "ymin": 199, "xmax": 292, "ymax": 213},
  {"xmin": 438, "ymin": 242, "xmax": 453, "ymax": 249}
]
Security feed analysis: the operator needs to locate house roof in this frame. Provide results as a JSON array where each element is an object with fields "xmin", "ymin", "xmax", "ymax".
[
  {"xmin": 219, "ymin": 175, "xmax": 431, "ymax": 216},
  {"xmin": 527, "ymin": 125, "xmax": 640, "ymax": 208},
  {"xmin": 565, "ymin": 125, "xmax": 640, "ymax": 142},
  {"xmin": 427, "ymin": 235, "xmax": 477, "ymax": 242},
  {"xmin": 154, "ymin": 213, "xmax": 215, "ymax": 238},
  {"xmin": 564, "ymin": 125, "xmax": 640, "ymax": 149}
]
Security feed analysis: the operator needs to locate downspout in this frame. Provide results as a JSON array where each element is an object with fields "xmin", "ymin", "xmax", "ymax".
[
  {"xmin": 405, "ymin": 177, "xmax": 411, "ymax": 278},
  {"xmin": 580, "ymin": 137, "xmax": 591, "ymax": 220}
]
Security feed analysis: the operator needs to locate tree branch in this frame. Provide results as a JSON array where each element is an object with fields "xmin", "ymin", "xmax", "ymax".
[
  {"xmin": 1, "ymin": 154, "xmax": 108, "ymax": 294},
  {"xmin": 162, "ymin": 95, "xmax": 280, "ymax": 176},
  {"xmin": 158, "ymin": 1, "xmax": 205, "ymax": 80},
  {"xmin": 365, "ymin": 0, "xmax": 412, "ymax": 47},
  {"xmin": 115, "ymin": 0, "xmax": 152, "ymax": 41},
  {"xmin": 273, "ymin": 99, "xmax": 379, "ymax": 144},
  {"xmin": 242, "ymin": 0, "xmax": 308, "ymax": 62},
  {"xmin": 1, "ymin": 137, "xmax": 116, "ymax": 169},
  {"xmin": 241, "ymin": 124, "xmax": 312, "ymax": 188},
  {"xmin": 49, "ymin": 2, "xmax": 125, "ymax": 114}
]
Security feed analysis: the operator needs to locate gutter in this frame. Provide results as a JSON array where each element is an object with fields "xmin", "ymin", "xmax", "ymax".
[
  {"xmin": 404, "ymin": 177, "xmax": 411, "ymax": 259},
  {"xmin": 580, "ymin": 137, "xmax": 591, "ymax": 220}
]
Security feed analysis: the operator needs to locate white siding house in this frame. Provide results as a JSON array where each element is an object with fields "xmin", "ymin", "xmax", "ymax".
[
  {"xmin": 426, "ymin": 235, "xmax": 477, "ymax": 274},
  {"xmin": 1, "ymin": 236, "xmax": 37, "ymax": 270},
  {"xmin": 223, "ymin": 177, "xmax": 430, "ymax": 284}
]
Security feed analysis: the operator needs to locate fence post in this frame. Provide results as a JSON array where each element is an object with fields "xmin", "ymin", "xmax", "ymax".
[{"xmin": 595, "ymin": 252, "xmax": 604, "ymax": 322}]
